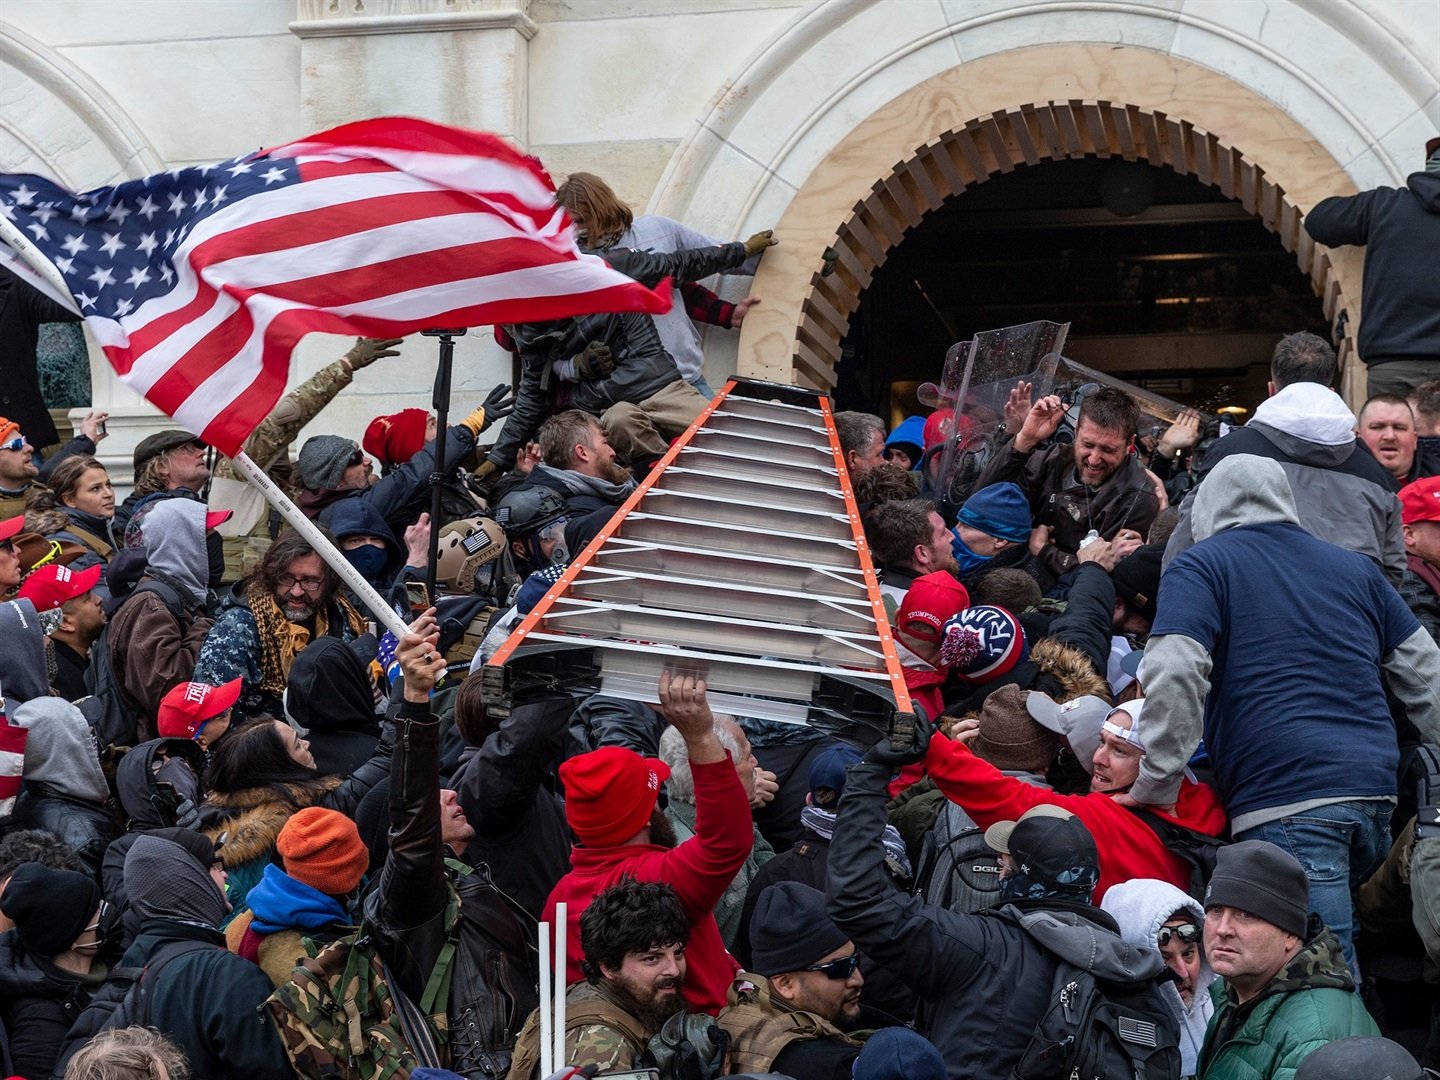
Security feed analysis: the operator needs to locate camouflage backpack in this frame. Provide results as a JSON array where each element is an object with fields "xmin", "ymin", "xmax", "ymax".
[{"xmin": 266, "ymin": 883, "xmax": 462, "ymax": 1079}]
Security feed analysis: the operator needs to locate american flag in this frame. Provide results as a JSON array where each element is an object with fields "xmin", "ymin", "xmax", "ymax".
[{"xmin": 0, "ymin": 117, "xmax": 672, "ymax": 456}]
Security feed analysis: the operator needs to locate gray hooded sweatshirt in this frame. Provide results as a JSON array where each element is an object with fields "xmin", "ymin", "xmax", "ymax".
[
  {"xmin": 1102, "ymin": 878, "xmax": 1216, "ymax": 1078},
  {"xmin": 142, "ymin": 499, "xmax": 210, "ymax": 607},
  {"xmin": 1133, "ymin": 454, "xmax": 1440, "ymax": 817},
  {"xmin": 14, "ymin": 696, "xmax": 110, "ymax": 803}
]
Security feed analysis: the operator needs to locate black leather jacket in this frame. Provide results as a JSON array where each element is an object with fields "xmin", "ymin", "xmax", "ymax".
[
  {"xmin": 488, "ymin": 241, "xmax": 750, "ymax": 468},
  {"xmin": 366, "ymin": 702, "xmax": 539, "ymax": 1079},
  {"xmin": 7, "ymin": 784, "xmax": 119, "ymax": 881}
]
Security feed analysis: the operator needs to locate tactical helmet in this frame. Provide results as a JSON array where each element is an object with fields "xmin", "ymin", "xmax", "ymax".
[
  {"xmin": 494, "ymin": 487, "xmax": 567, "ymax": 538},
  {"xmin": 435, "ymin": 516, "xmax": 507, "ymax": 594}
]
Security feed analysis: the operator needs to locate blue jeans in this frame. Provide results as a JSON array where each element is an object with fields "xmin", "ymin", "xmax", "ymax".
[
  {"xmin": 1235, "ymin": 799, "xmax": 1393, "ymax": 979},
  {"xmin": 689, "ymin": 375, "xmax": 717, "ymax": 401}
]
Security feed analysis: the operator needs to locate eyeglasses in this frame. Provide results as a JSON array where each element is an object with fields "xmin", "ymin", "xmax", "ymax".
[
  {"xmin": 803, "ymin": 951, "xmax": 861, "ymax": 981},
  {"xmin": 277, "ymin": 574, "xmax": 326, "ymax": 592},
  {"xmin": 0, "ymin": 436, "xmax": 25, "ymax": 453},
  {"xmin": 1156, "ymin": 923, "xmax": 1201, "ymax": 948},
  {"xmin": 74, "ymin": 900, "xmax": 113, "ymax": 950},
  {"xmin": 347, "ymin": 449, "xmax": 365, "ymax": 467}
]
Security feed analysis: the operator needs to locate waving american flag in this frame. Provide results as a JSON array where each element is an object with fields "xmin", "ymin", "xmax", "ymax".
[{"xmin": 0, "ymin": 117, "xmax": 672, "ymax": 456}]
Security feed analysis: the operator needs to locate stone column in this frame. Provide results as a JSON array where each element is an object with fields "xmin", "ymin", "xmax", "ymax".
[{"xmin": 290, "ymin": 0, "xmax": 536, "ymax": 145}]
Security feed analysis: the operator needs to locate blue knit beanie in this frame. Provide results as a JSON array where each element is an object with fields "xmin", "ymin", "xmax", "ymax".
[{"xmin": 957, "ymin": 482, "xmax": 1033, "ymax": 545}]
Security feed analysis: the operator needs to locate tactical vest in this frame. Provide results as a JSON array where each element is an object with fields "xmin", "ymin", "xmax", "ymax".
[
  {"xmin": 507, "ymin": 980, "xmax": 650, "ymax": 1080},
  {"xmin": 715, "ymin": 972, "xmax": 860, "ymax": 1074}
]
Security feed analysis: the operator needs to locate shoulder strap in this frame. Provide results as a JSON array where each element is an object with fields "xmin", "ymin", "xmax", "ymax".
[
  {"xmin": 130, "ymin": 938, "xmax": 219, "ymax": 1026},
  {"xmin": 63, "ymin": 522, "xmax": 114, "ymax": 558},
  {"xmin": 134, "ymin": 578, "xmax": 189, "ymax": 620}
]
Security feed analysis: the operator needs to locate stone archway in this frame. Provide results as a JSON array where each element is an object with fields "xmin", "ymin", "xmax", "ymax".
[{"xmin": 794, "ymin": 100, "xmax": 1351, "ymax": 393}]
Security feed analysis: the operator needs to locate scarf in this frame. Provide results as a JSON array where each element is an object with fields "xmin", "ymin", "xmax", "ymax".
[
  {"xmin": 1410, "ymin": 554, "xmax": 1440, "ymax": 600},
  {"xmin": 246, "ymin": 581, "xmax": 365, "ymax": 697},
  {"xmin": 801, "ymin": 804, "xmax": 912, "ymax": 877},
  {"xmin": 951, "ymin": 530, "xmax": 994, "ymax": 575}
]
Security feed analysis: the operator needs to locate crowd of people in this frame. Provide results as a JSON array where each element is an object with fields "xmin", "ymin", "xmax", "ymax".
[{"xmin": 0, "ymin": 158, "xmax": 1438, "ymax": 1080}]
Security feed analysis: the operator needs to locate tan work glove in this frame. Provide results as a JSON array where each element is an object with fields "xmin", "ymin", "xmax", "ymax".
[
  {"xmin": 345, "ymin": 337, "xmax": 403, "ymax": 370},
  {"xmin": 743, "ymin": 230, "xmax": 778, "ymax": 257}
]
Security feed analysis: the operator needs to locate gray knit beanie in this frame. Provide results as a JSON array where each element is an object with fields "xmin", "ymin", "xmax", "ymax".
[
  {"xmin": 1203, "ymin": 840, "xmax": 1309, "ymax": 939},
  {"xmin": 298, "ymin": 435, "xmax": 358, "ymax": 492}
]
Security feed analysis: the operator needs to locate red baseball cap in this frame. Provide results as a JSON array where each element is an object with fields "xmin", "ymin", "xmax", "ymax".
[
  {"xmin": 897, "ymin": 572, "xmax": 971, "ymax": 643},
  {"xmin": 205, "ymin": 509, "xmax": 233, "ymax": 531},
  {"xmin": 559, "ymin": 746, "xmax": 670, "ymax": 847},
  {"xmin": 0, "ymin": 514, "xmax": 25, "ymax": 543},
  {"xmin": 1400, "ymin": 477, "xmax": 1440, "ymax": 525},
  {"xmin": 157, "ymin": 678, "xmax": 243, "ymax": 740},
  {"xmin": 16, "ymin": 562, "xmax": 103, "ymax": 612}
]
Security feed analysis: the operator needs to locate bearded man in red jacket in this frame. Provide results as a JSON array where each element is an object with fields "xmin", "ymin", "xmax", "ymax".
[{"xmin": 543, "ymin": 671, "xmax": 754, "ymax": 1015}]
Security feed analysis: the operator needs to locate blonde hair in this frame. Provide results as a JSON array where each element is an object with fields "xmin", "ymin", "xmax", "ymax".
[
  {"xmin": 64, "ymin": 1026, "xmax": 191, "ymax": 1080},
  {"xmin": 554, "ymin": 172, "xmax": 632, "ymax": 247}
]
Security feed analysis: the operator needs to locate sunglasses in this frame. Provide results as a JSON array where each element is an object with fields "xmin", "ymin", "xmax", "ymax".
[
  {"xmin": 0, "ymin": 436, "xmax": 25, "ymax": 453},
  {"xmin": 803, "ymin": 951, "xmax": 861, "ymax": 981},
  {"xmin": 29, "ymin": 539, "xmax": 63, "ymax": 570},
  {"xmin": 1156, "ymin": 923, "xmax": 1201, "ymax": 948}
]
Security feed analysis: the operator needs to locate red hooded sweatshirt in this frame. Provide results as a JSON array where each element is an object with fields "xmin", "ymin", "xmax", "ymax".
[
  {"xmin": 924, "ymin": 734, "xmax": 1226, "ymax": 902},
  {"xmin": 543, "ymin": 754, "xmax": 753, "ymax": 1015}
]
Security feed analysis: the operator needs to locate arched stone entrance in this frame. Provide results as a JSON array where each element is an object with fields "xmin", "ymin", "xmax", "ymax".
[{"xmin": 796, "ymin": 100, "xmax": 1351, "ymax": 395}]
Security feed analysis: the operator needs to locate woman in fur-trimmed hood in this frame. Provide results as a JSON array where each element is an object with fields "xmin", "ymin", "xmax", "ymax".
[{"xmin": 196, "ymin": 714, "xmax": 393, "ymax": 917}]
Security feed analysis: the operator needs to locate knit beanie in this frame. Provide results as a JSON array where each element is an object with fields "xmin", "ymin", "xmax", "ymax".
[
  {"xmin": 363, "ymin": 408, "xmax": 429, "ymax": 468},
  {"xmin": 277, "ymin": 806, "xmax": 370, "ymax": 896},
  {"xmin": 560, "ymin": 746, "xmax": 670, "ymax": 848},
  {"xmin": 941, "ymin": 605, "xmax": 1028, "ymax": 682},
  {"xmin": 0, "ymin": 416, "xmax": 20, "ymax": 445},
  {"xmin": 957, "ymin": 482, "xmax": 1034, "ymax": 545},
  {"xmin": 852, "ymin": 1028, "xmax": 947, "ymax": 1080},
  {"xmin": 1203, "ymin": 840, "xmax": 1309, "ymax": 939},
  {"xmin": 298, "ymin": 435, "xmax": 358, "ymax": 491},
  {"xmin": 748, "ymin": 882, "xmax": 849, "ymax": 976},
  {"xmin": 0, "ymin": 862, "xmax": 100, "ymax": 957},
  {"xmin": 970, "ymin": 684, "xmax": 1058, "ymax": 773}
]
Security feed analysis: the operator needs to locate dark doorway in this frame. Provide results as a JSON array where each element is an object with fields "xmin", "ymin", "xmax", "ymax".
[{"xmin": 834, "ymin": 156, "xmax": 1330, "ymax": 422}]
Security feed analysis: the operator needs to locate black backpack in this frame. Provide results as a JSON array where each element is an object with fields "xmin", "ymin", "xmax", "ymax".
[
  {"xmin": 81, "ymin": 579, "xmax": 186, "ymax": 749},
  {"xmin": 51, "ymin": 938, "xmax": 217, "ymax": 1077},
  {"xmin": 1000, "ymin": 912, "xmax": 1181, "ymax": 1080},
  {"xmin": 912, "ymin": 800, "xmax": 1006, "ymax": 914},
  {"xmin": 1128, "ymin": 808, "xmax": 1229, "ymax": 903}
]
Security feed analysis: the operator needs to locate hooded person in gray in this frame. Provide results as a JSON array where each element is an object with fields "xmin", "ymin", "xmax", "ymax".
[
  {"xmin": 106, "ymin": 499, "xmax": 215, "ymax": 739},
  {"xmin": 6, "ymin": 696, "xmax": 118, "ymax": 881},
  {"xmin": 1133, "ymin": 453, "xmax": 1440, "ymax": 975},
  {"xmin": 53, "ymin": 833, "xmax": 291, "ymax": 1080},
  {"xmin": 0, "ymin": 597, "xmax": 54, "ymax": 713}
]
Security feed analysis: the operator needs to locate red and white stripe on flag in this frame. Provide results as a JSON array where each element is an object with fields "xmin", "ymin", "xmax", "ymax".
[
  {"xmin": 0, "ymin": 721, "xmax": 26, "ymax": 819},
  {"xmin": 8, "ymin": 117, "xmax": 672, "ymax": 457}
]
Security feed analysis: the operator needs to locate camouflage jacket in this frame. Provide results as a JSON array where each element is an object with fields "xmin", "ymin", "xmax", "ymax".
[
  {"xmin": 507, "ymin": 979, "xmax": 650, "ymax": 1080},
  {"xmin": 213, "ymin": 358, "xmax": 354, "ymax": 486},
  {"xmin": 1198, "ymin": 919, "xmax": 1378, "ymax": 1079}
]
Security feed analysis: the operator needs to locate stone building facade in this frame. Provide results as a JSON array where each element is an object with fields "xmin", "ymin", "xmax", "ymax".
[{"xmin": 1, "ymin": 0, "xmax": 1435, "ymax": 485}]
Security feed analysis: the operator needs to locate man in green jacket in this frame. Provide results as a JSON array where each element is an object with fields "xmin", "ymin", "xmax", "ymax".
[{"xmin": 1199, "ymin": 841, "xmax": 1379, "ymax": 1080}]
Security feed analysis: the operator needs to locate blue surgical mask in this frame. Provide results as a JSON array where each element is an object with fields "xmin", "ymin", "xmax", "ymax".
[
  {"xmin": 343, "ymin": 544, "xmax": 389, "ymax": 581},
  {"xmin": 951, "ymin": 529, "xmax": 994, "ymax": 575}
]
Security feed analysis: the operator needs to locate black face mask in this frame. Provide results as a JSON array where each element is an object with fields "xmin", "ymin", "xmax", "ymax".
[{"xmin": 207, "ymin": 530, "xmax": 225, "ymax": 590}]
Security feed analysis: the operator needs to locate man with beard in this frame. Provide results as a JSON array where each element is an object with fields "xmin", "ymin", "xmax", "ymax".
[
  {"xmin": 543, "ymin": 671, "xmax": 754, "ymax": 1016},
  {"xmin": 719, "ymin": 882, "xmax": 865, "ymax": 1078},
  {"xmin": 514, "ymin": 878, "xmax": 693, "ymax": 1076},
  {"xmin": 509, "ymin": 409, "xmax": 638, "ymax": 553},
  {"xmin": 194, "ymin": 528, "xmax": 367, "ymax": 725}
]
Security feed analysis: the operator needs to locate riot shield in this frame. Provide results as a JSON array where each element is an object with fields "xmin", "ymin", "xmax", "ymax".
[{"xmin": 918, "ymin": 320, "xmax": 1069, "ymax": 509}]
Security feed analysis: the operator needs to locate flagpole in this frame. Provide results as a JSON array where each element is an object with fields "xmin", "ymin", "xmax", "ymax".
[
  {"xmin": 229, "ymin": 451, "xmax": 411, "ymax": 641},
  {"xmin": 419, "ymin": 328, "xmax": 464, "ymax": 603}
]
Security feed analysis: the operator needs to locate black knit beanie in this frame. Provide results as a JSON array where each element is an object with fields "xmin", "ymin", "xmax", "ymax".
[
  {"xmin": 748, "ymin": 882, "xmax": 849, "ymax": 977},
  {"xmin": 0, "ymin": 862, "xmax": 100, "ymax": 957}
]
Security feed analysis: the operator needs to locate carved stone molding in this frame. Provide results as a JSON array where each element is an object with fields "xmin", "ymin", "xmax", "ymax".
[{"xmin": 290, "ymin": 0, "xmax": 537, "ymax": 40}]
